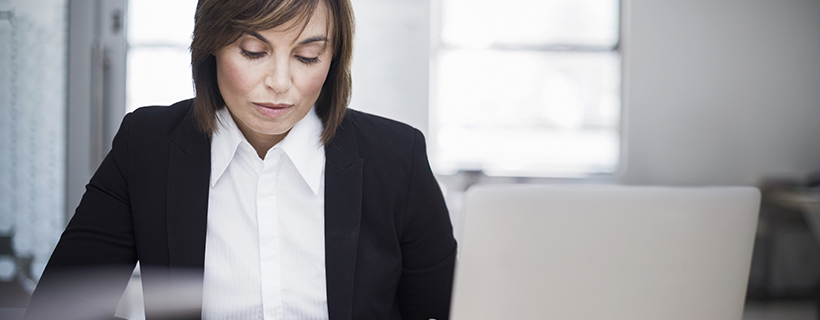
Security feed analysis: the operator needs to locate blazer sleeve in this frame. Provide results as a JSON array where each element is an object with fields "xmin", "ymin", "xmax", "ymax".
[
  {"xmin": 396, "ymin": 129, "xmax": 457, "ymax": 320},
  {"xmin": 25, "ymin": 113, "xmax": 138, "ymax": 320}
]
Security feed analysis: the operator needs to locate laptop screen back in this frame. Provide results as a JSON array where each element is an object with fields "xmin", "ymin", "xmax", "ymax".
[{"xmin": 450, "ymin": 185, "xmax": 760, "ymax": 320}]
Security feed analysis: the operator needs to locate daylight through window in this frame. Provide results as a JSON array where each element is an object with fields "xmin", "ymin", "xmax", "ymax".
[{"xmin": 430, "ymin": 0, "xmax": 622, "ymax": 177}]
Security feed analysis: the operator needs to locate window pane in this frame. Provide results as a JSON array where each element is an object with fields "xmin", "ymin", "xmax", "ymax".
[
  {"xmin": 442, "ymin": 0, "xmax": 619, "ymax": 47},
  {"xmin": 127, "ymin": 1, "xmax": 196, "ymax": 112},
  {"xmin": 128, "ymin": 0, "xmax": 197, "ymax": 45},
  {"xmin": 434, "ymin": 126, "xmax": 619, "ymax": 176},
  {"xmin": 126, "ymin": 48, "xmax": 193, "ymax": 112},
  {"xmin": 431, "ymin": 49, "xmax": 620, "ymax": 176}
]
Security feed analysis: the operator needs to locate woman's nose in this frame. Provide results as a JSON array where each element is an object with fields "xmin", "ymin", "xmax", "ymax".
[{"xmin": 265, "ymin": 59, "xmax": 292, "ymax": 93}]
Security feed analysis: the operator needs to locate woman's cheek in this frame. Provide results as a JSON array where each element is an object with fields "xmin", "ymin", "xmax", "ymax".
[
  {"xmin": 306, "ymin": 64, "xmax": 331, "ymax": 93},
  {"xmin": 222, "ymin": 60, "xmax": 260, "ymax": 96}
]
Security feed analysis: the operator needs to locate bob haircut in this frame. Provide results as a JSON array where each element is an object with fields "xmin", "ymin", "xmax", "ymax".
[{"xmin": 191, "ymin": 0, "xmax": 354, "ymax": 144}]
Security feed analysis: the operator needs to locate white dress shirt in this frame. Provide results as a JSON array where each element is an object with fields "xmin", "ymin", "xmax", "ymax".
[{"xmin": 202, "ymin": 107, "xmax": 328, "ymax": 320}]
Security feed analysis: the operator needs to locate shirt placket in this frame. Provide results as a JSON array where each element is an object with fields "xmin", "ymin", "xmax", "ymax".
[{"xmin": 257, "ymin": 147, "xmax": 283, "ymax": 320}]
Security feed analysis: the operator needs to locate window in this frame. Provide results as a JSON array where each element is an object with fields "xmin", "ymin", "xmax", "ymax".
[
  {"xmin": 430, "ymin": 0, "xmax": 621, "ymax": 177},
  {"xmin": 126, "ymin": 0, "xmax": 197, "ymax": 112}
]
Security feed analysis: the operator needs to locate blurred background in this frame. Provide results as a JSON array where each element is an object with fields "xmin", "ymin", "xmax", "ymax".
[{"xmin": 1, "ymin": 0, "xmax": 819, "ymax": 319}]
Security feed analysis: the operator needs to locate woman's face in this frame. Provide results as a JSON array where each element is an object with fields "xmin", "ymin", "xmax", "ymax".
[{"xmin": 215, "ymin": 2, "xmax": 333, "ymax": 148}]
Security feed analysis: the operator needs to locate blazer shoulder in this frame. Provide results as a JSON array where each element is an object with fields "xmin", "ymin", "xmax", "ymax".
[
  {"xmin": 343, "ymin": 108, "xmax": 420, "ymax": 149},
  {"xmin": 129, "ymin": 99, "xmax": 194, "ymax": 131},
  {"xmin": 125, "ymin": 99, "xmax": 201, "ymax": 145}
]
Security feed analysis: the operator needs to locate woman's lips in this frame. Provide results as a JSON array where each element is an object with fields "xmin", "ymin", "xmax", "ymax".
[{"xmin": 254, "ymin": 102, "xmax": 292, "ymax": 118}]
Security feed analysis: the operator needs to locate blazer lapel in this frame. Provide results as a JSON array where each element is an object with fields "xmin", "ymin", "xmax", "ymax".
[
  {"xmin": 166, "ymin": 109, "xmax": 210, "ymax": 319},
  {"xmin": 324, "ymin": 114, "xmax": 363, "ymax": 320}
]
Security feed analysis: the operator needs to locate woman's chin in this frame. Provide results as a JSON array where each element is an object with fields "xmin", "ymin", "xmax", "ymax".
[{"xmin": 251, "ymin": 126, "xmax": 292, "ymax": 138}]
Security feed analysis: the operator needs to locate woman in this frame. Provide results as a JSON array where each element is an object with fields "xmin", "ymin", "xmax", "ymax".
[{"xmin": 24, "ymin": 0, "xmax": 456, "ymax": 319}]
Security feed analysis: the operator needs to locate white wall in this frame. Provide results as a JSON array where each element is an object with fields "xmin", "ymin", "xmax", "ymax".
[{"xmin": 620, "ymin": 0, "xmax": 820, "ymax": 186}]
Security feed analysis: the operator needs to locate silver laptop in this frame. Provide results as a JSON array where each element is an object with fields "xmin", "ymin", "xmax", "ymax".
[{"xmin": 450, "ymin": 185, "xmax": 760, "ymax": 320}]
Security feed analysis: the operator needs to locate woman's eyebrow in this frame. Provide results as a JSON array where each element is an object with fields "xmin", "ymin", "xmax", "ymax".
[
  {"xmin": 245, "ymin": 31, "xmax": 327, "ymax": 46},
  {"xmin": 245, "ymin": 31, "xmax": 328, "ymax": 46},
  {"xmin": 247, "ymin": 31, "xmax": 270, "ymax": 44},
  {"xmin": 298, "ymin": 36, "xmax": 328, "ymax": 45}
]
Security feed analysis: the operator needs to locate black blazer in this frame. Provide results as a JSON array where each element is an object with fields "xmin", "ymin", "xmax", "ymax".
[{"xmin": 26, "ymin": 99, "xmax": 457, "ymax": 320}]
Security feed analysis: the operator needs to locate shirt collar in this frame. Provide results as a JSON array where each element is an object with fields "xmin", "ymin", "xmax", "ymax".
[
  {"xmin": 210, "ymin": 107, "xmax": 325, "ymax": 195},
  {"xmin": 210, "ymin": 108, "xmax": 245, "ymax": 189},
  {"xmin": 279, "ymin": 106, "xmax": 325, "ymax": 195}
]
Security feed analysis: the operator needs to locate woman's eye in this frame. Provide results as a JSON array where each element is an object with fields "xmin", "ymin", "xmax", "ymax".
[
  {"xmin": 241, "ymin": 50, "xmax": 266, "ymax": 59},
  {"xmin": 297, "ymin": 56, "xmax": 321, "ymax": 65}
]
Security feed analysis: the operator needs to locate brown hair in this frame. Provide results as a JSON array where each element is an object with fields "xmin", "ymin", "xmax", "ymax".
[{"xmin": 191, "ymin": 0, "xmax": 354, "ymax": 144}]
